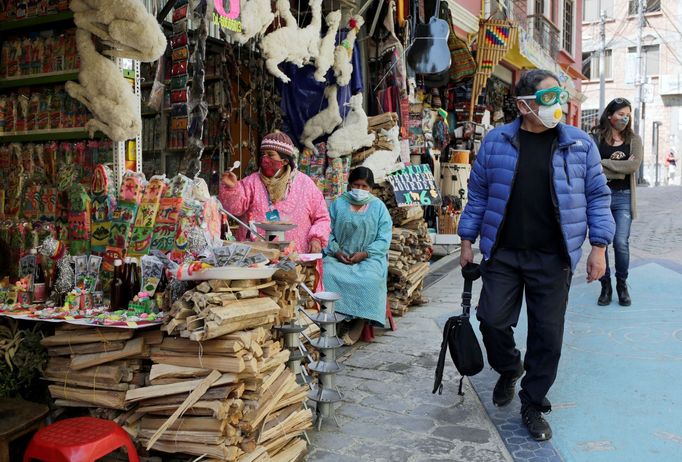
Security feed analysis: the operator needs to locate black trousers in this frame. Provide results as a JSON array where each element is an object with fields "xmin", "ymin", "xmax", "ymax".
[{"xmin": 476, "ymin": 249, "xmax": 572, "ymax": 411}]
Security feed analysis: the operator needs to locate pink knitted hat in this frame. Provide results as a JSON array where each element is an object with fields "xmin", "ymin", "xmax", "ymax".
[{"xmin": 260, "ymin": 131, "xmax": 295, "ymax": 158}]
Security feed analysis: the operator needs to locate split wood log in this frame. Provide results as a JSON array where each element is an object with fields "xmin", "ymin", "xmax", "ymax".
[
  {"xmin": 41, "ymin": 329, "xmax": 133, "ymax": 347},
  {"xmin": 159, "ymin": 337, "xmax": 245, "ymax": 354},
  {"xmin": 148, "ymin": 364, "xmax": 212, "ymax": 383},
  {"xmin": 150, "ymin": 353, "xmax": 246, "ymax": 374},
  {"xmin": 145, "ymin": 369, "xmax": 222, "ymax": 450},
  {"xmin": 47, "ymin": 341, "xmax": 126, "ymax": 356},
  {"xmin": 48, "ymin": 385, "xmax": 127, "ymax": 410},
  {"xmin": 237, "ymin": 446, "xmax": 271, "ymax": 462},
  {"xmin": 268, "ymin": 438, "xmax": 307, "ymax": 462},
  {"xmin": 240, "ymin": 369, "xmax": 294, "ymax": 433},
  {"xmin": 139, "ymin": 440, "xmax": 242, "ymax": 460},
  {"xmin": 125, "ymin": 373, "xmax": 237, "ymax": 403},
  {"xmin": 69, "ymin": 337, "xmax": 145, "ymax": 371}
]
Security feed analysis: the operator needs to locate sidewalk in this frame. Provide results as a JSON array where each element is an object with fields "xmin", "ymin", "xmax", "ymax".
[{"xmin": 307, "ymin": 252, "xmax": 513, "ymax": 462}]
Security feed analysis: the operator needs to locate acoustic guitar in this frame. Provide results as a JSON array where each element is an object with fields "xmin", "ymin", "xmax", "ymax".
[{"xmin": 406, "ymin": 0, "xmax": 451, "ymax": 75}]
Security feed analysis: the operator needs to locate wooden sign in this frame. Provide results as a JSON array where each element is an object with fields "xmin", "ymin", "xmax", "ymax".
[{"xmin": 386, "ymin": 164, "xmax": 442, "ymax": 207}]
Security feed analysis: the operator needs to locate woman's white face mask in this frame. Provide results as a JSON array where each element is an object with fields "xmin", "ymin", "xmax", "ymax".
[
  {"xmin": 350, "ymin": 189, "xmax": 370, "ymax": 201},
  {"xmin": 522, "ymin": 101, "xmax": 563, "ymax": 129}
]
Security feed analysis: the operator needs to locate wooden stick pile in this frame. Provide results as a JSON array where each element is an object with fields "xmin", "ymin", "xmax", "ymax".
[
  {"xmin": 125, "ymin": 275, "xmax": 312, "ymax": 461},
  {"xmin": 42, "ymin": 325, "xmax": 160, "ymax": 411},
  {"xmin": 375, "ymin": 184, "xmax": 433, "ymax": 317}
]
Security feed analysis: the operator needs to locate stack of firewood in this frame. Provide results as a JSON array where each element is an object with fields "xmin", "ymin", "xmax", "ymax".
[
  {"xmin": 125, "ymin": 275, "xmax": 312, "ymax": 461},
  {"xmin": 367, "ymin": 112, "xmax": 399, "ymax": 133},
  {"xmin": 375, "ymin": 184, "xmax": 433, "ymax": 317},
  {"xmin": 42, "ymin": 325, "xmax": 160, "ymax": 411},
  {"xmin": 351, "ymin": 112, "xmax": 400, "ymax": 167}
]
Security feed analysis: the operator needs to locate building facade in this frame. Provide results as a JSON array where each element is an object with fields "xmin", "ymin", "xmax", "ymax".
[
  {"xmin": 581, "ymin": 0, "xmax": 682, "ymax": 185},
  {"xmin": 449, "ymin": 0, "xmax": 586, "ymax": 126}
]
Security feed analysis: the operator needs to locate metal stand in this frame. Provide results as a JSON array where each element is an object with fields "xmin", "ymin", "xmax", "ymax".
[
  {"xmin": 255, "ymin": 222, "xmax": 297, "ymax": 252},
  {"xmin": 304, "ymin": 291, "xmax": 346, "ymax": 430},
  {"xmin": 274, "ymin": 318, "xmax": 309, "ymax": 385}
]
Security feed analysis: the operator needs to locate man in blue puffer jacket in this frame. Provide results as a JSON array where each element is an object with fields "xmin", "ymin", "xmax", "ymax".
[{"xmin": 458, "ymin": 70, "xmax": 615, "ymax": 441}]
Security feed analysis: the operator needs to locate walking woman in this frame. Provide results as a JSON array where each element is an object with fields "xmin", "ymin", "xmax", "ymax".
[
  {"xmin": 220, "ymin": 131, "xmax": 331, "ymax": 253},
  {"xmin": 592, "ymin": 98, "xmax": 643, "ymax": 306},
  {"xmin": 323, "ymin": 167, "xmax": 392, "ymax": 343}
]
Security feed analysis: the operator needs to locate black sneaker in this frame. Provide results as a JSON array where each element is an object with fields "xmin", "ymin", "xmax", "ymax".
[
  {"xmin": 492, "ymin": 369, "xmax": 523, "ymax": 407},
  {"xmin": 522, "ymin": 406, "xmax": 552, "ymax": 441}
]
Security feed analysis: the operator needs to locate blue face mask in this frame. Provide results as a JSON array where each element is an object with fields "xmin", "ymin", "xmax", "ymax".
[{"xmin": 350, "ymin": 188, "xmax": 370, "ymax": 201}]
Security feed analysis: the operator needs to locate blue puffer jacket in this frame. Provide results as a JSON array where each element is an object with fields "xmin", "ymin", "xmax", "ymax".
[{"xmin": 458, "ymin": 118, "xmax": 615, "ymax": 271}]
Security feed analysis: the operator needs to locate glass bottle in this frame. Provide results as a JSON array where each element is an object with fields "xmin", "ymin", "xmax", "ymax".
[
  {"xmin": 110, "ymin": 259, "xmax": 124, "ymax": 310},
  {"xmin": 129, "ymin": 257, "xmax": 141, "ymax": 302},
  {"xmin": 31, "ymin": 249, "xmax": 46, "ymax": 304}
]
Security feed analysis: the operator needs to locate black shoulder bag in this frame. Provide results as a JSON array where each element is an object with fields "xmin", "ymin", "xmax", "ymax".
[{"xmin": 432, "ymin": 262, "xmax": 484, "ymax": 396}]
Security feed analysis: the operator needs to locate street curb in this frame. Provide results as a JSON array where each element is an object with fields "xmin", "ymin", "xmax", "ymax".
[{"xmin": 428, "ymin": 249, "xmax": 461, "ymax": 274}]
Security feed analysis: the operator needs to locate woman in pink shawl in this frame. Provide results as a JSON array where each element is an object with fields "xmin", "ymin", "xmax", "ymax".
[{"xmin": 219, "ymin": 132, "xmax": 331, "ymax": 253}]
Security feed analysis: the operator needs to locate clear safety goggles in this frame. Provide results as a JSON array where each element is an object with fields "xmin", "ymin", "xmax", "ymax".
[{"xmin": 517, "ymin": 86, "xmax": 569, "ymax": 106}]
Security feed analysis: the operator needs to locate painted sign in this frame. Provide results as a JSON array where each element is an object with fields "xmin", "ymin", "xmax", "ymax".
[
  {"xmin": 213, "ymin": 0, "xmax": 242, "ymax": 32},
  {"xmin": 386, "ymin": 164, "xmax": 442, "ymax": 207}
]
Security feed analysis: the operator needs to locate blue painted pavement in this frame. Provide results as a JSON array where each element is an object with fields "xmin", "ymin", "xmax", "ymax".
[{"xmin": 470, "ymin": 261, "xmax": 682, "ymax": 462}]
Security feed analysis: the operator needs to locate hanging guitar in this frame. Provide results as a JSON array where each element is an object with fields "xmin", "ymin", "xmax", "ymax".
[{"xmin": 406, "ymin": 0, "xmax": 451, "ymax": 75}]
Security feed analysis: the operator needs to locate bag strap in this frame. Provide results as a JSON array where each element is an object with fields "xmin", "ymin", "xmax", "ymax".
[
  {"xmin": 461, "ymin": 262, "xmax": 480, "ymax": 317},
  {"xmin": 461, "ymin": 275, "xmax": 474, "ymax": 317},
  {"xmin": 432, "ymin": 317, "xmax": 453, "ymax": 394}
]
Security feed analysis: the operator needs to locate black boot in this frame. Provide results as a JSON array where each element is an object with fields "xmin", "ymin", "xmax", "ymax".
[
  {"xmin": 522, "ymin": 406, "xmax": 552, "ymax": 441},
  {"xmin": 492, "ymin": 368, "xmax": 523, "ymax": 407},
  {"xmin": 598, "ymin": 279, "xmax": 612, "ymax": 306},
  {"xmin": 616, "ymin": 278, "xmax": 631, "ymax": 306}
]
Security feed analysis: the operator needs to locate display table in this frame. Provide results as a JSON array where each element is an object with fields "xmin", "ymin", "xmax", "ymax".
[{"xmin": 0, "ymin": 398, "xmax": 49, "ymax": 462}]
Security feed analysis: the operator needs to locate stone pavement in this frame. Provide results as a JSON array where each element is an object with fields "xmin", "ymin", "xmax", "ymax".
[{"xmin": 306, "ymin": 258, "xmax": 512, "ymax": 461}]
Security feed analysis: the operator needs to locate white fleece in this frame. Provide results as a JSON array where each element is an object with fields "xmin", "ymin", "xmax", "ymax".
[
  {"xmin": 332, "ymin": 15, "xmax": 364, "ymax": 87},
  {"xmin": 70, "ymin": 0, "xmax": 166, "ymax": 62},
  {"xmin": 65, "ymin": 29, "xmax": 140, "ymax": 141},
  {"xmin": 313, "ymin": 10, "xmax": 342, "ymax": 82},
  {"xmin": 260, "ymin": 0, "xmax": 323, "ymax": 83},
  {"xmin": 326, "ymin": 93, "xmax": 375, "ymax": 158},
  {"xmin": 300, "ymin": 85, "xmax": 342, "ymax": 151}
]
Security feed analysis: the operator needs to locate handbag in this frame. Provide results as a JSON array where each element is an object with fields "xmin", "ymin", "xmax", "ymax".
[
  {"xmin": 433, "ymin": 262, "xmax": 484, "ymax": 396},
  {"xmin": 448, "ymin": 28, "xmax": 476, "ymax": 84}
]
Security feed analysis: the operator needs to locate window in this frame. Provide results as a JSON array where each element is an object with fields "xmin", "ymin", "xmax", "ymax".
[
  {"xmin": 583, "ymin": 0, "xmax": 614, "ymax": 22},
  {"xmin": 563, "ymin": 0, "xmax": 574, "ymax": 53},
  {"xmin": 535, "ymin": 0, "xmax": 545, "ymax": 16},
  {"xmin": 581, "ymin": 109, "xmax": 599, "ymax": 132},
  {"xmin": 628, "ymin": 0, "xmax": 661, "ymax": 15},
  {"xmin": 582, "ymin": 49, "xmax": 613, "ymax": 80},
  {"xmin": 627, "ymin": 45, "xmax": 660, "ymax": 78}
]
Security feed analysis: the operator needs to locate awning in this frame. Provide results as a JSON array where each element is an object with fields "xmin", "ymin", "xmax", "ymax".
[
  {"xmin": 561, "ymin": 63, "xmax": 588, "ymax": 81},
  {"xmin": 501, "ymin": 32, "xmax": 536, "ymax": 70}
]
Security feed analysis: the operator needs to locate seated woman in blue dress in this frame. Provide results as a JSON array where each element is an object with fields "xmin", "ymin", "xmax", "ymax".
[{"xmin": 323, "ymin": 167, "xmax": 393, "ymax": 344}]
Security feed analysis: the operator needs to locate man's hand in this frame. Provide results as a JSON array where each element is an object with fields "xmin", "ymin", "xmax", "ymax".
[
  {"xmin": 586, "ymin": 246, "xmax": 607, "ymax": 283},
  {"xmin": 309, "ymin": 240, "xmax": 322, "ymax": 254},
  {"xmin": 221, "ymin": 171, "xmax": 238, "ymax": 188},
  {"xmin": 335, "ymin": 251, "xmax": 352, "ymax": 264},
  {"xmin": 349, "ymin": 251, "xmax": 368, "ymax": 264},
  {"xmin": 460, "ymin": 240, "xmax": 474, "ymax": 267}
]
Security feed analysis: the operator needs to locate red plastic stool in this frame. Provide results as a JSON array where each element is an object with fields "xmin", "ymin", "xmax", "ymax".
[
  {"xmin": 361, "ymin": 301, "xmax": 397, "ymax": 342},
  {"xmin": 23, "ymin": 417, "xmax": 138, "ymax": 462}
]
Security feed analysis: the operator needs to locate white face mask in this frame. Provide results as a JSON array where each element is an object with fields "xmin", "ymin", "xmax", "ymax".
[
  {"xmin": 523, "ymin": 101, "xmax": 562, "ymax": 129},
  {"xmin": 350, "ymin": 188, "xmax": 370, "ymax": 201}
]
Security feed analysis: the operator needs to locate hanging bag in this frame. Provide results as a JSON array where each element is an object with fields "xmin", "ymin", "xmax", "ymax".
[
  {"xmin": 433, "ymin": 262, "xmax": 484, "ymax": 396},
  {"xmin": 447, "ymin": 18, "xmax": 476, "ymax": 84}
]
